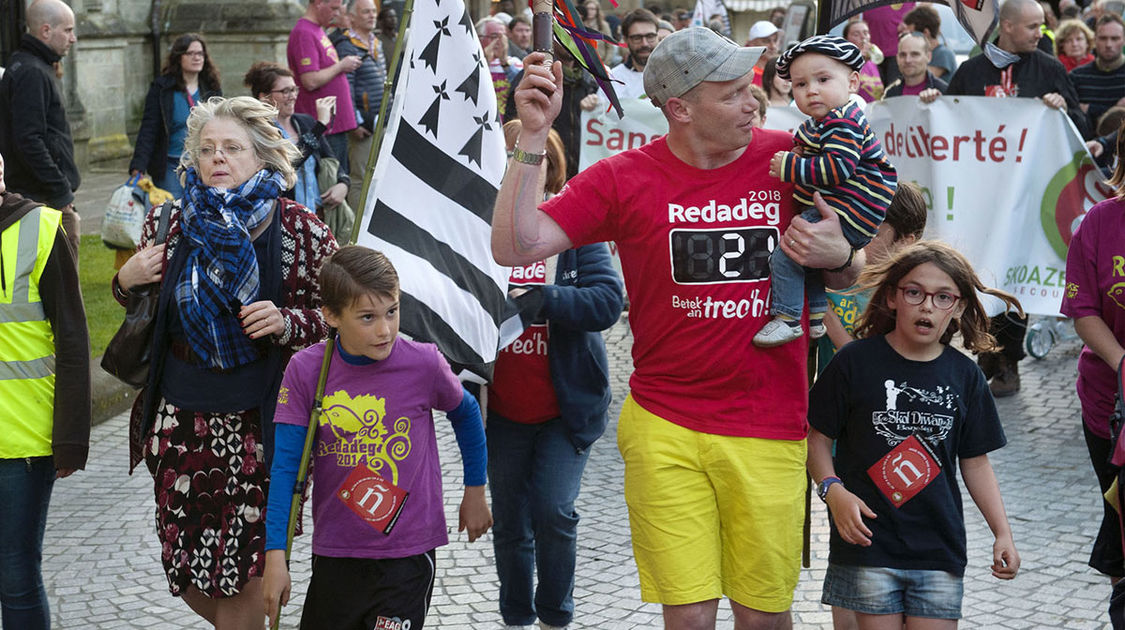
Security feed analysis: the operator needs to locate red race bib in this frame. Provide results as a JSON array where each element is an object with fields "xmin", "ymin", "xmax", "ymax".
[
  {"xmin": 866, "ymin": 435, "xmax": 942, "ymax": 508},
  {"xmin": 337, "ymin": 467, "xmax": 409, "ymax": 535}
]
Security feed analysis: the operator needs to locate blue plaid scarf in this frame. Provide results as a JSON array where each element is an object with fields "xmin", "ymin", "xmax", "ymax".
[{"xmin": 175, "ymin": 167, "xmax": 284, "ymax": 370}]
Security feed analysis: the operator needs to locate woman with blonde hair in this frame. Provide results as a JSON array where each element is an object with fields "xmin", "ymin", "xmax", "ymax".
[{"xmin": 112, "ymin": 96, "xmax": 338, "ymax": 629}]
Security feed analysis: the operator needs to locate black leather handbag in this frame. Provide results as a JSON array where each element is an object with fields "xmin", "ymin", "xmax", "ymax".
[{"xmin": 100, "ymin": 203, "xmax": 171, "ymax": 388}]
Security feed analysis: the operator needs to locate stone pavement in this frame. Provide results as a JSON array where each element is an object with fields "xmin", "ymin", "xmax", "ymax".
[{"xmin": 43, "ymin": 317, "xmax": 1112, "ymax": 629}]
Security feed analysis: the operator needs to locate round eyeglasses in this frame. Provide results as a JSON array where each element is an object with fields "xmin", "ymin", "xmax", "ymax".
[{"xmin": 897, "ymin": 286, "xmax": 961, "ymax": 310}]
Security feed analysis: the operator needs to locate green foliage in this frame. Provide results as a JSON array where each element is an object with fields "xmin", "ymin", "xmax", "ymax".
[{"xmin": 79, "ymin": 235, "xmax": 123, "ymax": 358}]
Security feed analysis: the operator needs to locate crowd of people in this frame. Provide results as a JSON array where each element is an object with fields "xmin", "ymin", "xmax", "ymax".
[{"xmin": 2, "ymin": 0, "xmax": 1125, "ymax": 628}]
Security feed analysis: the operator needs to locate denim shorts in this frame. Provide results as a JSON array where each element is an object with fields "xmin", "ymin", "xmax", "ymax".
[{"xmin": 822, "ymin": 562, "xmax": 964, "ymax": 619}]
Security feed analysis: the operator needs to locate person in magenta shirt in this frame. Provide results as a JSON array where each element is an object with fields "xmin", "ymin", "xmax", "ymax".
[
  {"xmin": 864, "ymin": 2, "xmax": 915, "ymax": 82},
  {"xmin": 287, "ymin": 0, "xmax": 360, "ymax": 173},
  {"xmin": 1061, "ymin": 128, "xmax": 1125, "ymax": 590}
]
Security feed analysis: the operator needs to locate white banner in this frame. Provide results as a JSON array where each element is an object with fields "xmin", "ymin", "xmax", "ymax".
[
  {"xmin": 578, "ymin": 96, "xmax": 1112, "ymax": 316},
  {"xmin": 867, "ymin": 96, "xmax": 1111, "ymax": 316}
]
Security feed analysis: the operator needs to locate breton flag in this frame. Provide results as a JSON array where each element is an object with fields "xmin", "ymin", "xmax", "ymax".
[
  {"xmin": 356, "ymin": 0, "xmax": 512, "ymax": 382},
  {"xmin": 816, "ymin": 0, "xmax": 999, "ymax": 46}
]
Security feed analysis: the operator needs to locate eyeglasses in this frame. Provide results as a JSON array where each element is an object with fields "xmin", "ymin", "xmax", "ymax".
[
  {"xmin": 627, "ymin": 32, "xmax": 659, "ymax": 44},
  {"xmin": 897, "ymin": 286, "xmax": 961, "ymax": 310},
  {"xmin": 271, "ymin": 87, "xmax": 299, "ymax": 96},
  {"xmin": 199, "ymin": 144, "xmax": 249, "ymax": 160},
  {"xmin": 183, "ymin": 50, "xmax": 206, "ymax": 59}
]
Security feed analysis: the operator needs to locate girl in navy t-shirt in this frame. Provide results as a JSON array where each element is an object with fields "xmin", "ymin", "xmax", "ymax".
[{"xmin": 808, "ymin": 241, "xmax": 1023, "ymax": 626}]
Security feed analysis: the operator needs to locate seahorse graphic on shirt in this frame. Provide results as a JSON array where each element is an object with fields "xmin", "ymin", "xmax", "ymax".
[{"xmin": 317, "ymin": 390, "xmax": 412, "ymax": 484}]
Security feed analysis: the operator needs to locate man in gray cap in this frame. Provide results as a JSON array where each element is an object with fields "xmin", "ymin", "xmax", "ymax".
[{"xmin": 491, "ymin": 27, "xmax": 863, "ymax": 630}]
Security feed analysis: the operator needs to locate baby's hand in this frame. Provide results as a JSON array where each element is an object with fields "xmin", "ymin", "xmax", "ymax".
[
  {"xmin": 991, "ymin": 534, "xmax": 1020, "ymax": 579},
  {"xmin": 769, "ymin": 150, "xmax": 788, "ymax": 179}
]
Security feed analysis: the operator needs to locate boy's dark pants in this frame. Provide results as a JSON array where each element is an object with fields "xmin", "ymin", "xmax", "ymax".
[{"xmin": 300, "ymin": 550, "xmax": 437, "ymax": 630}]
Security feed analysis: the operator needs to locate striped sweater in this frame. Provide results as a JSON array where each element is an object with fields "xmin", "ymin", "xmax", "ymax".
[
  {"xmin": 1069, "ymin": 59, "xmax": 1125, "ymax": 132},
  {"xmin": 778, "ymin": 100, "xmax": 898, "ymax": 240}
]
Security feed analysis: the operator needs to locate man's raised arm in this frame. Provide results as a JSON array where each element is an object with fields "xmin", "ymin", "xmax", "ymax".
[{"xmin": 491, "ymin": 52, "xmax": 574, "ymax": 266}]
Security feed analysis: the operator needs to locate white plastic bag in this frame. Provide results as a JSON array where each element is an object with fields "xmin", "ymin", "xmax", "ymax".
[{"xmin": 100, "ymin": 174, "xmax": 148, "ymax": 249}]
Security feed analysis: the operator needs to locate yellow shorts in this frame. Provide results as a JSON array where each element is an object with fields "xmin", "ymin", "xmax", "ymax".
[{"xmin": 617, "ymin": 394, "xmax": 806, "ymax": 612}]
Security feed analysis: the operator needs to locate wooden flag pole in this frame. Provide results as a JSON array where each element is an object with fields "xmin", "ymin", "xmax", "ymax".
[
  {"xmin": 349, "ymin": 0, "xmax": 418, "ymax": 247},
  {"xmin": 532, "ymin": 0, "xmax": 555, "ymax": 64}
]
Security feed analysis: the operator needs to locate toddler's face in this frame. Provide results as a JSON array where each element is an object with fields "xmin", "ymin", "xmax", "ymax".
[{"xmin": 787, "ymin": 53, "xmax": 858, "ymax": 121}]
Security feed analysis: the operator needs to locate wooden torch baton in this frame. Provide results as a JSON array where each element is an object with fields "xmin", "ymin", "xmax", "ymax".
[{"xmin": 532, "ymin": 0, "xmax": 554, "ymax": 63}]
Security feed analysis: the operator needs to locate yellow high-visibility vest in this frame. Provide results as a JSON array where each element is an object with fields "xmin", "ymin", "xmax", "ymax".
[{"xmin": 0, "ymin": 206, "xmax": 61, "ymax": 459}]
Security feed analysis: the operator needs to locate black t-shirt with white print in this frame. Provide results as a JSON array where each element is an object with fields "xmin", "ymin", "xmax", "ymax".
[{"xmin": 809, "ymin": 335, "xmax": 1006, "ymax": 576}]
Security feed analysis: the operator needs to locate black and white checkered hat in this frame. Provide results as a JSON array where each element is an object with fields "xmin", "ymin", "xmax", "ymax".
[{"xmin": 774, "ymin": 35, "xmax": 865, "ymax": 80}]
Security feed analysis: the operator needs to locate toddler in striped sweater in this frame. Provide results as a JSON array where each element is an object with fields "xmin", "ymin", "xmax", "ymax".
[{"xmin": 754, "ymin": 34, "xmax": 898, "ymax": 348}]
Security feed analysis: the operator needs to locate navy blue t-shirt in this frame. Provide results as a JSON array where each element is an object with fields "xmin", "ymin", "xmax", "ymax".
[{"xmin": 809, "ymin": 335, "xmax": 1006, "ymax": 576}]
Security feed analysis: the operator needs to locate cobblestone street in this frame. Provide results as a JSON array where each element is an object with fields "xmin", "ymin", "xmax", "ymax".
[{"xmin": 45, "ymin": 319, "xmax": 1110, "ymax": 629}]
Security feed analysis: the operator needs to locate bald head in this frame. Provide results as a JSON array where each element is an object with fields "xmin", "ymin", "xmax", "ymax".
[
  {"xmin": 998, "ymin": 0, "xmax": 1044, "ymax": 53},
  {"xmin": 999, "ymin": 0, "xmax": 1041, "ymax": 23},
  {"xmin": 27, "ymin": 0, "xmax": 77, "ymax": 57}
]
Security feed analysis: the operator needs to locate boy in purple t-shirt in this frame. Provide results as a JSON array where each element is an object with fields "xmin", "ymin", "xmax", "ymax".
[{"xmin": 263, "ymin": 245, "xmax": 492, "ymax": 630}]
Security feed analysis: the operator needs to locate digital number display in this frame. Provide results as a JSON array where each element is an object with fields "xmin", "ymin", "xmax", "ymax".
[{"xmin": 669, "ymin": 227, "xmax": 777, "ymax": 284}]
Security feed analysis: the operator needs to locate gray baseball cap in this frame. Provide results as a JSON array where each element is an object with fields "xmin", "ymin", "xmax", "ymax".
[{"xmin": 643, "ymin": 27, "xmax": 764, "ymax": 106}]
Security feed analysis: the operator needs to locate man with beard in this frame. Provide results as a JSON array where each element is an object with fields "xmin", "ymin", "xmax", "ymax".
[
  {"xmin": 1070, "ymin": 14, "xmax": 1125, "ymax": 132},
  {"xmin": 611, "ymin": 8, "xmax": 661, "ymax": 98},
  {"xmin": 882, "ymin": 31, "xmax": 947, "ymax": 99}
]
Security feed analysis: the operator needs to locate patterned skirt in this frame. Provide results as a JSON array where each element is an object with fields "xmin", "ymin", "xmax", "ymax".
[{"xmin": 144, "ymin": 397, "xmax": 268, "ymax": 598}]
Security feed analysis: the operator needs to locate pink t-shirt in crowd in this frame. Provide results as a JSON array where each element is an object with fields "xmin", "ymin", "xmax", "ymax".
[
  {"xmin": 1061, "ymin": 198, "xmax": 1125, "ymax": 439},
  {"xmin": 541, "ymin": 132, "xmax": 809, "ymax": 440},
  {"xmin": 899, "ymin": 81, "xmax": 928, "ymax": 96},
  {"xmin": 864, "ymin": 3, "xmax": 915, "ymax": 58},
  {"xmin": 287, "ymin": 17, "xmax": 358, "ymax": 135},
  {"xmin": 274, "ymin": 338, "xmax": 463, "ymax": 559}
]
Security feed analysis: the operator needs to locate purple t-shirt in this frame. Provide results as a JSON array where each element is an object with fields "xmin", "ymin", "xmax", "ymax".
[
  {"xmin": 274, "ymin": 338, "xmax": 463, "ymax": 558},
  {"xmin": 899, "ymin": 81, "xmax": 927, "ymax": 96},
  {"xmin": 864, "ymin": 3, "xmax": 915, "ymax": 58},
  {"xmin": 1060, "ymin": 198, "xmax": 1125, "ymax": 438},
  {"xmin": 287, "ymin": 18, "xmax": 358, "ymax": 135}
]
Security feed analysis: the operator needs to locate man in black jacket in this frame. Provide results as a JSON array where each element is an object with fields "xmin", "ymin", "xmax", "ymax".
[
  {"xmin": 946, "ymin": 0, "xmax": 1088, "ymax": 397},
  {"xmin": 0, "ymin": 0, "xmax": 80, "ymax": 254}
]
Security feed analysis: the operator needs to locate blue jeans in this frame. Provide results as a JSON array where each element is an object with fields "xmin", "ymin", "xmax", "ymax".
[
  {"xmin": 822, "ymin": 563, "xmax": 963, "ymax": 619},
  {"xmin": 769, "ymin": 206, "xmax": 871, "ymax": 320},
  {"xmin": 0, "ymin": 457, "xmax": 55, "ymax": 630},
  {"xmin": 487, "ymin": 414, "xmax": 591, "ymax": 627}
]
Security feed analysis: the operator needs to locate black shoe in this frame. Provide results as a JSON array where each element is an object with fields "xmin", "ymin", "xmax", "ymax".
[{"xmin": 990, "ymin": 360, "xmax": 1021, "ymax": 398}]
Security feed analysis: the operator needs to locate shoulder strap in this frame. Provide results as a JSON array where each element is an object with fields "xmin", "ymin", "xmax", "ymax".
[{"xmin": 154, "ymin": 201, "xmax": 173, "ymax": 244}]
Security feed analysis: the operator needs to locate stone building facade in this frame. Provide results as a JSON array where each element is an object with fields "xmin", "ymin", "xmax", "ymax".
[{"xmin": 2, "ymin": 0, "xmax": 492, "ymax": 172}]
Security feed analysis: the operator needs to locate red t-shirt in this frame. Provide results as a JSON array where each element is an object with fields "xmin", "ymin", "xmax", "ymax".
[
  {"xmin": 287, "ymin": 18, "xmax": 358, "ymax": 135},
  {"xmin": 489, "ymin": 261, "xmax": 560, "ymax": 423},
  {"xmin": 541, "ymin": 132, "xmax": 809, "ymax": 440}
]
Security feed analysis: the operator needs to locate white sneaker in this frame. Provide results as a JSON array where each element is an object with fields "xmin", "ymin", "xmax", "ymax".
[
  {"xmin": 809, "ymin": 320, "xmax": 827, "ymax": 339},
  {"xmin": 539, "ymin": 623, "xmax": 568, "ymax": 630},
  {"xmin": 753, "ymin": 317, "xmax": 803, "ymax": 347}
]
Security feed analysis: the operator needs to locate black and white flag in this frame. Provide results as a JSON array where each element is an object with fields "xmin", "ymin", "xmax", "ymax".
[{"xmin": 357, "ymin": 0, "xmax": 513, "ymax": 382}]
